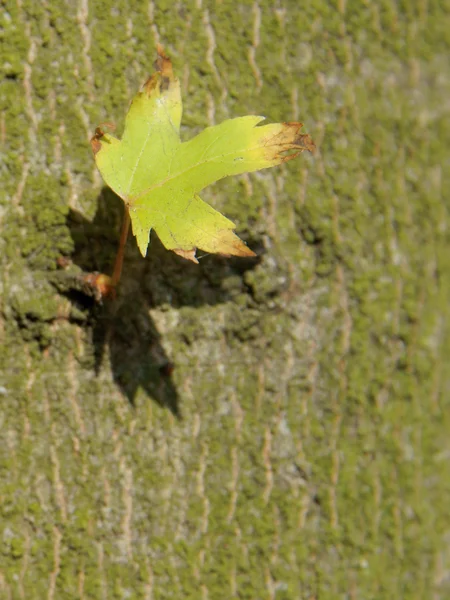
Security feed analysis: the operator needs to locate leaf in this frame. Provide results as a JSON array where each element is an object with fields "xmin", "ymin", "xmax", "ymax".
[{"xmin": 91, "ymin": 46, "xmax": 315, "ymax": 262}]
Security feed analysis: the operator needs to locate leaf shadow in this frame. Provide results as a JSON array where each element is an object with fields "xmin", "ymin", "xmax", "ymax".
[{"xmin": 65, "ymin": 188, "xmax": 261, "ymax": 417}]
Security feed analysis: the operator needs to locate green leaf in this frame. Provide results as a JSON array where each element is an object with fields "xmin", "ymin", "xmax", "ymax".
[{"xmin": 91, "ymin": 47, "xmax": 315, "ymax": 262}]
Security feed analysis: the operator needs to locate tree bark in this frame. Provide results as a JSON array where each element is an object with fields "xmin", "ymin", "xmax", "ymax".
[{"xmin": 1, "ymin": 1, "xmax": 449, "ymax": 598}]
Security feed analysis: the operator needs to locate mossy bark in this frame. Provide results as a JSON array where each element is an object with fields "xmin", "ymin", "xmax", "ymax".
[{"xmin": 1, "ymin": 1, "xmax": 449, "ymax": 598}]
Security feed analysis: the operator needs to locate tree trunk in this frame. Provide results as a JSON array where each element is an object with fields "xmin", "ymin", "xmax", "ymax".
[{"xmin": 1, "ymin": 1, "xmax": 449, "ymax": 598}]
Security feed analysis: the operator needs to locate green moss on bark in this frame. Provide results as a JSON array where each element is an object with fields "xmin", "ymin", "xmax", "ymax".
[{"xmin": 0, "ymin": 1, "xmax": 449, "ymax": 599}]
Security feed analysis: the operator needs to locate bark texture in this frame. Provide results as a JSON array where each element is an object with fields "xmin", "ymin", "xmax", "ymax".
[{"xmin": 1, "ymin": 1, "xmax": 449, "ymax": 598}]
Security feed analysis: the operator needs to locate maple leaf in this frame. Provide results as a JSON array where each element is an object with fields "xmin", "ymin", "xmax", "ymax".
[{"xmin": 91, "ymin": 46, "xmax": 315, "ymax": 265}]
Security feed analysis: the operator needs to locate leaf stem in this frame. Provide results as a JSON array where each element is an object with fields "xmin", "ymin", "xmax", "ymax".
[{"xmin": 111, "ymin": 207, "xmax": 130, "ymax": 287}]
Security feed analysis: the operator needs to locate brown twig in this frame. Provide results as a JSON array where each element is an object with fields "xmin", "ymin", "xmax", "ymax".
[
  {"xmin": 111, "ymin": 207, "xmax": 130, "ymax": 287},
  {"xmin": 79, "ymin": 206, "xmax": 130, "ymax": 301}
]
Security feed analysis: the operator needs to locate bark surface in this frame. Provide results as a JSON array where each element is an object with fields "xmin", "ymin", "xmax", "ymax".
[{"xmin": 1, "ymin": 1, "xmax": 449, "ymax": 598}]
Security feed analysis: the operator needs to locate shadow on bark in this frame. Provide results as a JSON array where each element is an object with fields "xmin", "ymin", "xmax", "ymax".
[{"xmin": 63, "ymin": 187, "xmax": 261, "ymax": 417}]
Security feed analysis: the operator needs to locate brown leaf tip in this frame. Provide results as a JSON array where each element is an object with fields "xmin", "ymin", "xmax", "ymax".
[
  {"xmin": 230, "ymin": 245, "xmax": 257, "ymax": 259},
  {"xmin": 143, "ymin": 46, "xmax": 175, "ymax": 96},
  {"xmin": 90, "ymin": 122, "xmax": 116, "ymax": 155},
  {"xmin": 283, "ymin": 122, "xmax": 316, "ymax": 158},
  {"xmin": 155, "ymin": 45, "xmax": 174, "ymax": 81},
  {"xmin": 216, "ymin": 231, "xmax": 257, "ymax": 259},
  {"xmin": 173, "ymin": 248, "xmax": 199, "ymax": 264}
]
